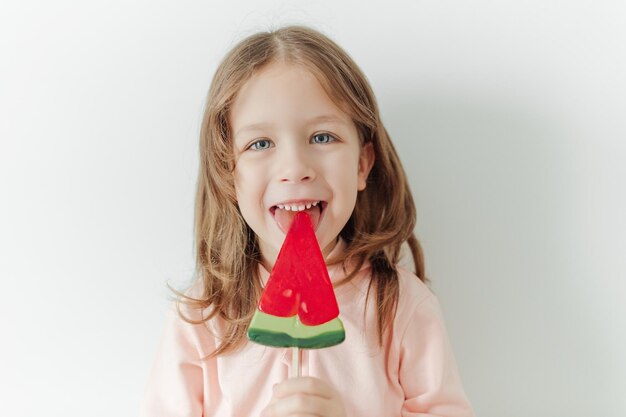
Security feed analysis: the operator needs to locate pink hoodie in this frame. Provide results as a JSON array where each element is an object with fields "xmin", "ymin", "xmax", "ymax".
[{"xmin": 142, "ymin": 239, "xmax": 474, "ymax": 416}]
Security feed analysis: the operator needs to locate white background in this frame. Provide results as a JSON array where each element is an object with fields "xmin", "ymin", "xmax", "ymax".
[{"xmin": 1, "ymin": 1, "xmax": 625, "ymax": 416}]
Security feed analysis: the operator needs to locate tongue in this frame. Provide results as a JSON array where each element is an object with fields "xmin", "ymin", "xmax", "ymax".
[{"xmin": 274, "ymin": 206, "xmax": 321, "ymax": 234}]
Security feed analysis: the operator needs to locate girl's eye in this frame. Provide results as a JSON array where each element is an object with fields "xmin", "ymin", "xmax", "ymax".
[
  {"xmin": 311, "ymin": 133, "xmax": 336, "ymax": 144},
  {"xmin": 248, "ymin": 139, "xmax": 273, "ymax": 151}
]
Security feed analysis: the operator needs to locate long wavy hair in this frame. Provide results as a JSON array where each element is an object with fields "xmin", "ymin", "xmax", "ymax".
[{"xmin": 172, "ymin": 24, "xmax": 428, "ymax": 357}]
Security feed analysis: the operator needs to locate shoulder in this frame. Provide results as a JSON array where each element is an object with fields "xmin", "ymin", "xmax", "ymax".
[
  {"xmin": 345, "ymin": 261, "xmax": 433, "ymax": 308},
  {"xmin": 395, "ymin": 265, "xmax": 434, "ymax": 309},
  {"xmin": 160, "ymin": 277, "xmax": 219, "ymax": 358},
  {"xmin": 167, "ymin": 277, "xmax": 207, "ymax": 322},
  {"xmin": 392, "ymin": 266, "xmax": 447, "ymax": 336}
]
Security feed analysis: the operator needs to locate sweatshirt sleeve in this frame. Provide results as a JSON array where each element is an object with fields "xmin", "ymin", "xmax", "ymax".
[
  {"xmin": 399, "ymin": 294, "xmax": 475, "ymax": 417},
  {"xmin": 141, "ymin": 304, "xmax": 207, "ymax": 417}
]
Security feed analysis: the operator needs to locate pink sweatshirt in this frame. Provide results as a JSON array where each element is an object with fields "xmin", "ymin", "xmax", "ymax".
[{"xmin": 142, "ymin": 239, "xmax": 474, "ymax": 416}]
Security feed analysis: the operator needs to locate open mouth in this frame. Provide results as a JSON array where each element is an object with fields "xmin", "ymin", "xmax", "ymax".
[{"xmin": 270, "ymin": 200, "xmax": 326, "ymax": 234}]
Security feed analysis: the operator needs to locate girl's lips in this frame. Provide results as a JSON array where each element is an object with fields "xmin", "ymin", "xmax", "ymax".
[{"xmin": 270, "ymin": 201, "xmax": 326, "ymax": 234}]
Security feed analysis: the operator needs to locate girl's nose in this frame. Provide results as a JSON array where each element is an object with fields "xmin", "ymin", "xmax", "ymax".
[{"xmin": 277, "ymin": 145, "xmax": 317, "ymax": 183}]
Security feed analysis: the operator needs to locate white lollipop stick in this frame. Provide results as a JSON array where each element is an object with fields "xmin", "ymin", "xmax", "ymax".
[{"xmin": 290, "ymin": 346, "xmax": 302, "ymax": 378}]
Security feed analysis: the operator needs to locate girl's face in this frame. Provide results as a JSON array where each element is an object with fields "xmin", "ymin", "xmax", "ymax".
[{"xmin": 230, "ymin": 61, "xmax": 374, "ymax": 268}]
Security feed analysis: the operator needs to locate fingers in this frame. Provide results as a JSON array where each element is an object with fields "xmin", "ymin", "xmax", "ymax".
[
  {"xmin": 261, "ymin": 377, "xmax": 346, "ymax": 417},
  {"xmin": 273, "ymin": 377, "xmax": 335, "ymax": 400},
  {"xmin": 262, "ymin": 392, "xmax": 329, "ymax": 417}
]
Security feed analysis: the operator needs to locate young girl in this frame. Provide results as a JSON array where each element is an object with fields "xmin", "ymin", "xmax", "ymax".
[{"xmin": 142, "ymin": 25, "xmax": 474, "ymax": 417}]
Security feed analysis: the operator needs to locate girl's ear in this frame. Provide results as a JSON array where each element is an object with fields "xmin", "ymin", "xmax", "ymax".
[{"xmin": 357, "ymin": 143, "xmax": 375, "ymax": 191}]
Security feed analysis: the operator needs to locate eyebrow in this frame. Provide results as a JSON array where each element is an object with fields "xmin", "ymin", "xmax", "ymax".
[{"xmin": 234, "ymin": 114, "xmax": 347, "ymax": 138}]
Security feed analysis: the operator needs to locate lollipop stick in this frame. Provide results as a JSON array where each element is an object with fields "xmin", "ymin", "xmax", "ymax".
[{"xmin": 290, "ymin": 346, "xmax": 301, "ymax": 378}]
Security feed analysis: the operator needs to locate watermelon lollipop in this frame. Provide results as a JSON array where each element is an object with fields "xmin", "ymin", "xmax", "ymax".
[{"xmin": 247, "ymin": 211, "xmax": 345, "ymax": 350}]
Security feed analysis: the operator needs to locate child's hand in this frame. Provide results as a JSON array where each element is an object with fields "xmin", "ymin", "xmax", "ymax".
[{"xmin": 261, "ymin": 376, "xmax": 346, "ymax": 417}]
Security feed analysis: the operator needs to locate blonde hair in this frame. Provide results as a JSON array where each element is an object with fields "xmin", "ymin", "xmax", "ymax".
[{"xmin": 173, "ymin": 25, "xmax": 427, "ymax": 357}]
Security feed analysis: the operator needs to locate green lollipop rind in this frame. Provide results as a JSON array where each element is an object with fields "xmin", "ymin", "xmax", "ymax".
[{"xmin": 247, "ymin": 309, "xmax": 345, "ymax": 349}]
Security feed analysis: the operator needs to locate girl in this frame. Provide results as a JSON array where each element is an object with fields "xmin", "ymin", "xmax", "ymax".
[{"xmin": 142, "ymin": 25, "xmax": 474, "ymax": 417}]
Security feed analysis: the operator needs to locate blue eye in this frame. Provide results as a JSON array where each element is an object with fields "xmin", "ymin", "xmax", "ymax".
[
  {"xmin": 249, "ymin": 139, "xmax": 273, "ymax": 151},
  {"xmin": 311, "ymin": 133, "xmax": 336, "ymax": 144}
]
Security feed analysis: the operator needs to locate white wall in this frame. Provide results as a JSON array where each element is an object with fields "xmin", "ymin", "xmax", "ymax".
[{"xmin": 1, "ymin": 1, "xmax": 624, "ymax": 416}]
